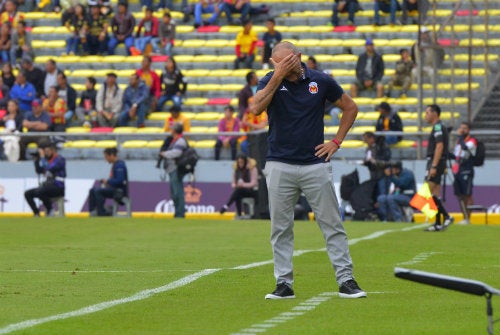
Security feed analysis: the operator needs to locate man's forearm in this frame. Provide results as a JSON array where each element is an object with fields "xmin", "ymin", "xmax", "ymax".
[
  {"xmin": 251, "ymin": 75, "xmax": 281, "ymax": 115},
  {"xmin": 334, "ymin": 93, "xmax": 358, "ymax": 142}
]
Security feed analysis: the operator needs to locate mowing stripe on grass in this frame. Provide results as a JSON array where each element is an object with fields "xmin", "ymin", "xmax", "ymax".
[{"xmin": 0, "ymin": 225, "xmax": 422, "ymax": 334}]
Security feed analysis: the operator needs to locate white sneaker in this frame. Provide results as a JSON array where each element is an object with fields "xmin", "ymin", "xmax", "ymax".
[{"xmin": 457, "ymin": 219, "xmax": 470, "ymax": 225}]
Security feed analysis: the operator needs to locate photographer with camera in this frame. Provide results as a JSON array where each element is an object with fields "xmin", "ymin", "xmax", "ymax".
[
  {"xmin": 88, "ymin": 147, "xmax": 128, "ymax": 216},
  {"xmin": 24, "ymin": 141, "xmax": 66, "ymax": 217}
]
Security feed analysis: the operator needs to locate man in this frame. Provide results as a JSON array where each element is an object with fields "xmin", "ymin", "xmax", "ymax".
[
  {"xmin": 252, "ymin": 41, "xmax": 366, "ymax": 299},
  {"xmin": 238, "ymin": 71, "xmax": 258, "ymax": 118},
  {"xmin": 9, "ymin": 20, "xmax": 33, "ymax": 66},
  {"xmin": 88, "ymin": 147, "xmax": 128, "ymax": 216},
  {"xmin": 10, "ymin": 70, "xmax": 36, "ymax": 113},
  {"xmin": 411, "ymin": 27, "xmax": 445, "ymax": 84},
  {"xmin": 95, "ymin": 72, "xmax": 123, "ymax": 127},
  {"xmin": 193, "ymin": 0, "xmax": 219, "ymax": 29},
  {"xmin": 0, "ymin": 77, "xmax": 10, "ymax": 109},
  {"xmin": 386, "ymin": 48, "xmax": 414, "ymax": 98},
  {"xmin": 160, "ymin": 123, "xmax": 188, "ymax": 218},
  {"xmin": 234, "ymin": 19, "xmax": 257, "ymax": 70},
  {"xmin": 132, "ymin": 7, "xmax": 159, "ymax": 55},
  {"xmin": 76, "ymin": 76, "xmax": 97, "ymax": 122},
  {"xmin": 153, "ymin": 12, "xmax": 175, "ymax": 56},
  {"xmin": 220, "ymin": 0, "xmax": 251, "ymax": 25},
  {"xmin": 377, "ymin": 161, "xmax": 416, "ymax": 222},
  {"xmin": 56, "ymin": 72, "xmax": 77, "ymax": 123},
  {"xmin": 43, "ymin": 86, "xmax": 67, "ymax": 132},
  {"xmin": 85, "ymin": 4, "xmax": 108, "ymax": 55},
  {"xmin": 24, "ymin": 141, "xmax": 66, "ymax": 217},
  {"xmin": 331, "ymin": 0, "xmax": 361, "ymax": 27},
  {"xmin": 215, "ymin": 105, "xmax": 240, "ymax": 160},
  {"xmin": 108, "ymin": 1, "xmax": 136, "ymax": 56},
  {"xmin": 451, "ymin": 122, "xmax": 477, "ymax": 225},
  {"xmin": 375, "ymin": 101, "xmax": 403, "ymax": 145},
  {"xmin": 118, "ymin": 73, "xmax": 149, "ymax": 127},
  {"xmin": 42, "ymin": 59, "xmax": 62, "ymax": 98},
  {"xmin": 362, "ymin": 131, "xmax": 391, "ymax": 181},
  {"xmin": 374, "ymin": 0, "xmax": 400, "ymax": 26},
  {"xmin": 350, "ymin": 39, "xmax": 384, "ymax": 98},
  {"xmin": 401, "ymin": 0, "xmax": 429, "ymax": 25},
  {"xmin": 261, "ymin": 18, "xmax": 281, "ymax": 70},
  {"xmin": 163, "ymin": 105, "xmax": 190, "ymax": 132},
  {"xmin": 136, "ymin": 55, "xmax": 161, "ymax": 113},
  {"xmin": 19, "ymin": 99, "xmax": 51, "ymax": 160},
  {"xmin": 21, "ymin": 56, "xmax": 44, "ymax": 98},
  {"xmin": 424, "ymin": 104, "xmax": 454, "ymax": 232}
]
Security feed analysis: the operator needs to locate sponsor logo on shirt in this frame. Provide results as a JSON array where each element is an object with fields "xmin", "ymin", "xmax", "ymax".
[
  {"xmin": 308, "ymin": 82, "xmax": 318, "ymax": 94},
  {"xmin": 280, "ymin": 85, "xmax": 288, "ymax": 91}
]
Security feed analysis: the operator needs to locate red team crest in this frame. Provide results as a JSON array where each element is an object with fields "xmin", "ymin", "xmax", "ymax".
[{"xmin": 308, "ymin": 82, "xmax": 318, "ymax": 94}]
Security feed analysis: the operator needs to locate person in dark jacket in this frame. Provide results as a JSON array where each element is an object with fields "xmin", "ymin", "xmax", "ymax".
[
  {"xmin": 0, "ymin": 76, "xmax": 10, "ymax": 109},
  {"xmin": 24, "ymin": 141, "xmax": 66, "ymax": 217},
  {"xmin": 118, "ymin": 73, "xmax": 149, "ymax": 127},
  {"xmin": 363, "ymin": 131, "xmax": 391, "ymax": 181},
  {"xmin": 158, "ymin": 57, "xmax": 187, "ymax": 111},
  {"xmin": 21, "ymin": 56, "xmax": 44, "ymax": 98},
  {"xmin": 108, "ymin": 1, "xmax": 135, "ymax": 55},
  {"xmin": 237, "ymin": 70, "xmax": 258, "ymax": 119},
  {"xmin": 350, "ymin": 39, "xmax": 385, "ymax": 98},
  {"xmin": 76, "ymin": 76, "xmax": 97, "ymax": 122},
  {"xmin": 375, "ymin": 101, "xmax": 403, "ymax": 145},
  {"xmin": 56, "ymin": 72, "xmax": 77, "ymax": 124},
  {"xmin": 88, "ymin": 147, "xmax": 128, "ymax": 216},
  {"xmin": 331, "ymin": 0, "xmax": 361, "ymax": 27}
]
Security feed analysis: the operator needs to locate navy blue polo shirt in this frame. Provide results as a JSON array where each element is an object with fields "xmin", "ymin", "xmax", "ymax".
[{"xmin": 257, "ymin": 65, "xmax": 344, "ymax": 164}]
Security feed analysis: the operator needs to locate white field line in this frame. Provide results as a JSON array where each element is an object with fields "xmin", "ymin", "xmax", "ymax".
[
  {"xmin": 0, "ymin": 225, "xmax": 419, "ymax": 335},
  {"xmin": 397, "ymin": 251, "xmax": 443, "ymax": 266},
  {"xmin": 0, "ymin": 269, "xmax": 199, "ymax": 273}
]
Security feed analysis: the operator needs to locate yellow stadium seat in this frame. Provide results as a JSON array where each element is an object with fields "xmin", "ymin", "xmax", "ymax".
[
  {"xmin": 391, "ymin": 140, "xmax": 416, "ymax": 148},
  {"xmin": 219, "ymin": 26, "xmax": 243, "ymax": 33},
  {"xmin": 70, "ymin": 69, "xmax": 96, "ymax": 78},
  {"xmin": 400, "ymin": 25, "xmax": 419, "ymax": 33},
  {"xmin": 353, "ymin": 97, "xmax": 377, "ymax": 106},
  {"xmin": 310, "ymin": 26, "xmax": 333, "ymax": 33},
  {"xmin": 69, "ymin": 140, "xmax": 97, "ymax": 148},
  {"xmin": 184, "ymin": 98, "xmax": 209, "ymax": 106},
  {"xmin": 341, "ymin": 39, "xmax": 366, "ymax": 47},
  {"xmin": 479, "ymin": 9, "xmax": 500, "ymax": 16},
  {"xmin": 217, "ymin": 55, "xmax": 236, "ymax": 63},
  {"xmin": 377, "ymin": 25, "xmax": 402, "ymax": 33},
  {"xmin": 171, "ymin": 55, "xmax": 194, "ymax": 63},
  {"xmin": 331, "ymin": 54, "xmax": 358, "ymax": 62},
  {"xmin": 193, "ymin": 84, "xmax": 221, "ymax": 91},
  {"xmin": 391, "ymin": 97, "xmax": 418, "ymax": 105},
  {"xmin": 372, "ymin": 39, "xmax": 389, "ymax": 47},
  {"xmin": 362, "ymin": 112, "xmax": 379, "ymax": 121},
  {"xmin": 192, "ymin": 140, "xmax": 216, "ymax": 148},
  {"xmin": 122, "ymin": 140, "xmax": 148, "ymax": 148},
  {"xmin": 458, "ymin": 39, "xmax": 485, "ymax": 47},
  {"xmin": 318, "ymin": 39, "xmax": 343, "ymax": 48},
  {"xmin": 324, "ymin": 126, "xmax": 339, "ymax": 133},
  {"xmin": 340, "ymin": 140, "xmax": 365, "ymax": 148},
  {"xmin": 205, "ymin": 39, "xmax": 230, "ymax": 48},
  {"xmin": 387, "ymin": 39, "xmax": 415, "ymax": 47},
  {"xmin": 350, "ymin": 126, "xmax": 375, "ymax": 134},
  {"xmin": 101, "ymin": 55, "xmax": 126, "ymax": 64},
  {"xmin": 398, "ymin": 111, "xmax": 417, "ymax": 120},
  {"xmin": 193, "ymin": 112, "xmax": 222, "ymax": 121},
  {"xmin": 221, "ymin": 83, "xmax": 244, "ymax": 91},
  {"xmin": 230, "ymin": 97, "xmax": 238, "ymax": 106},
  {"xmin": 95, "ymin": 140, "xmax": 118, "ymax": 148},
  {"xmin": 210, "ymin": 69, "xmax": 233, "ymax": 77},
  {"xmin": 206, "ymin": 127, "xmax": 219, "ymax": 133},
  {"xmin": 146, "ymin": 140, "xmax": 164, "ymax": 149},
  {"xmin": 24, "ymin": 12, "xmax": 47, "ymax": 19},
  {"xmin": 122, "ymin": 55, "xmax": 143, "ymax": 63},
  {"xmin": 148, "ymin": 112, "xmax": 170, "ymax": 121},
  {"xmin": 487, "ymin": 39, "xmax": 500, "ymax": 47},
  {"xmin": 296, "ymin": 39, "xmax": 321, "ymax": 47},
  {"xmin": 440, "ymin": 111, "xmax": 461, "ymax": 120},
  {"xmin": 355, "ymin": 25, "xmax": 375, "ymax": 33},
  {"xmin": 176, "ymin": 25, "xmax": 195, "ymax": 33},
  {"xmin": 182, "ymin": 39, "xmax": 207, "ymax": 48},
  {"xmin": 31, "ymin": 26, "xmax": 55, "ymax": 34},
  {"xmin": 182, "ymin": 112, "xmax": 197, "ymax": 119},
  {"xmin": 193, "ymin": 55, "xmax": 218, "ymax": 62},
  {"xmin": 137, "ymin": 127, "xmax": 163, "ymax": 133},
  {"xmin": 309, "ymin": 10, "xmax": 331, "ymax": 17},
  {"xmin": 28, "ymin": 142, "xmax": 38, "ymax": 149},
  {"xmin": 189, "ymin": 126, "xmax": 209, "ymax": 133},
  {"xmin": 116, "ymin": 69, "xmax": 136, "ymax": 77},
  {"xmin": 184, "ymin": 69, "xmax": 211, "ymax": 77},
  {"xmin": 65, "ymin": 127, "xmax": 90, "ymax": 133},
  {"xmin": 382, "ymin": 54, "xmax": 401, "ymax": 62},
  {"xmin": 113, "ymin": 127, "xmax": 137, "ymax": 133},
  {"xmin": 331, "ymin": 69, "xmax": 354, "ymax": 77}
]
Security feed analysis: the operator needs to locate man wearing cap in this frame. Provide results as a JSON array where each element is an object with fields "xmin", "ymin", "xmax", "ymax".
[
  {"xmin": 234, "ymin": 19, "xmax": 257, "ymax": 70},
  {"xmin": 19, "ymin": 99, "xmax": 52, "ymax": 160},
  {"xmin": 24, "ymin": 141, "xmax": 66, "ymax": 217},
  {"xmin": 96, "ymin": 72, "xmax": 123, "ymax": 127},
  {"xmin": 10, "ymin": 70, "xmax": 37, "ymax": 113},
  {"xmin": 375, "ymin": 101, "xmax": 403, "ymax": 145},
  {"xmin": 350, "ymin": 39, "xmax": 384, "ymax": 98},
  {"xmin": 386, "ymin": 48, "xmax": 413, "ymax": 98},
  {"xmin": 21, "ymin": 56, "xmax": 44, "ymax": 98}
]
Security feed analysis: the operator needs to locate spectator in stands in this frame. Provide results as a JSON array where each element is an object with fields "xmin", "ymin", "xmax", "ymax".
[
  {"xmin": 96, "ymin": 72, "xmax": 123, "ymax": 127},
  {"xmin": 0, "ymin": 22, "xmax": 12, "ymax": 64},
  {"xmin": 10, "ymin": 70, "xmax": 36, "ymax": 114},
  {"xmin": 350, "ymin": 39, "xmax": 385, "ymax": 98},
  {"xmin": 85, "ymin": 4, "xmax": 109, "ymax": 55},
  {"xmin": 401, "ymin": 0, "xmax": 429, "ymax": 25},
  {"xmin": 21, "ymin": 57, "xmax": 44, "ymax": 98},
  {"xmin": 237, "ymin": 70, "xmax": 257, "ymax": 118},
  {"xmin": 386, "ymin": 48, "xmax": 413, "ymax": 98},
  {"xmin": 163, "ymin": 105, "xmax": 190, "ymax": 132},
  {"xmin": 88, "ymin": 147, "xmax": 128, "ymax": 217},
  {"xmin": 411, "ymin": 27, "xmax": 445, "ymax": 84},
  {"xmin": 43, "ymin": 86, "xmax": 67, "ymax": 132},
  {"xmin": 362, "ymin": 131, "xmax": 391, "ymax": 181},
  {"xmin": 0, "ymin": 76, "xmax": 10, "ymax": 109},
  {"xmin": 375, "ymin": 102, "xmax": 403, "ymax": 145},
  {"xmin": 374, "ymin": 0, "xmax": 401, "ymax": 26},
  {"xmin": 118, "ymin": 73, "xmax": 149, "ymax": 127},
  {"xmin": 215, "ymin": 105, "xmax": 240, "ymax": 160},
  {"xmin": 1, "ymin": 0, "xmax": 24, "ymax": 29},
  {"xmin": 56, "ymin": 72, "xmax": 77, "ymax": 123},
  {"xmin": 108, "ymin": 1, "xmax": 135, "ymax": 56},
  {"xmin": 158, "ymin": 57, "xmax": 187, "ymax": 111},
  {"xmin": 2, "ymin": 63, "xmax": 15, "ymax": 88},
  {"xmin": 306, "ymin": 55, "xmax": 321, "ymax": 71},
  {"xmin": 331, "ymin": 0, "xmax": 361, "ymax": 27},
  {"xmin": 193, "ymin": 0, "xmax": 220, "ymax": 28},
  {"xmin": 136, "ymin": 55, "xmax": 160, "ymax": 112},
  {"xmin": 9, "ymin": 21, "xmax": 33, "ymax": 66},
  {"xmin": 131, "ymin": 7, "xmax": 159, "ymax": 55},
  {"xmin": 219, "ymin": 153, "xmax": 258, "ymax": 217},
  {"xmin": 24, "ymin": 141, "xmax": 66, "ymax": 217},
  {"xmin": 43, "ymin": 59, "xmax": 62, "ymax": 98},
  {"xmin": 152, "ymin": 12, "xmax": 175, "ymax": 56},
  {"xmin": 0, "ymin": 99, "xmax": 22, "ymax": 161},
  {"xmin": 0, "ymin": 99, "xmax": 23, "ymax": 132},
  {"xmin": 261, "ymin": 18, "xmax": 281, "ymax": 70},
  {"xmin": 159, "ymin": 123, "xmax": 188, "ymax": 218},
  {"xmin": 234, "ymin": 18, "xmax": 257, "ymax": 70},
  {"xmin": 376, "ymin": 161, "xmax": 416, "ymax": 222},
  {"xmin": 64, "ymin": 4, "xmax": 87, "ymax": 56},
  {"xmin": 76, "ymin": 76, "xmax": 97, "ymax": 123},
  {"xmin": 220, "ymin": 0, "xmax": 251, "ymax": 25},
  {"xmin": 240, "ymin": 98, "xmax": 267, "ymax": 155},
  {"xmin": 19, "ymin": 99, "xmax": 51, "ymax": 160}
]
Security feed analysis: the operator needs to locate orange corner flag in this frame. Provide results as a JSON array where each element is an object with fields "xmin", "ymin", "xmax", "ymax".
[{"xmin": 410, "ymin": 182, "xmax": 438, "ymax": 219}]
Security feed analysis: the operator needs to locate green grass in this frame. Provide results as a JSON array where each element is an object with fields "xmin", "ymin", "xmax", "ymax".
[{"xmin": 1, "ymin": 218, "xmax": 499, "ymax": 335}]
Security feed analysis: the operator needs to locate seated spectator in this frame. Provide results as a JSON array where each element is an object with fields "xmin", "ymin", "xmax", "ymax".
[
  {"xmin": 261, "ymin": 17, "xmax": 281, "ymax": 69},
  {"xmin": 95, "ymin": 72, "xmax": 123, "ymax": 127},
  {"xmin": 411, "ymin": 27, "xmax": 445, "ymax": 84},
  {"xmin": 375, "ymin": 102, "xmax": 403, "ymax": 145},
  {"xmin": 152, "ymin": 12, "xmax": 175, "ymax": 56},
  {"xmin": 163, "ymin": 105, "xmax": 191, "ymax": 132},
  {"xmin": 350, "ymin": 39, "xmax": 384, "ymax": 98},
  {"xmin": 220, "ymin": 0, "xmax": 251, "ymax": 25},
  {"xmin": 240, "ymin": 99, "xmax": 267, "ymax": 155},
  {"xmin": 386, "ymin": 48, "xmax": 414, "ymax": 98},
  {"xmin": 118, "ymin": 73, "xmax": 149, "ymax": 127},
  {"xmin": 374, "ymin": 0, "xmax": 401, "ymax": 26},
  {"xmin": 131, "ymin": 7, "xmax": 159, "ymax": 55},
  {"xmin": 108, "ymin": 1, "xmax": 135, "ymax": 56},
  {"xmin": 137, "ymin": 55, "xmax": 160, "ymax": 113},
  {"xmin": 24, "ymin": 141, "xmax": 66, "ymax": 217},
  {"xmin": 158, "ymin": 57, "xmax": 186, "ymax": 111},
  {"xmin": 0, "ymin": 76, "xmax": 11, "ymax": 110},
  {"xmin": 64, "ymin": 4, "xmax": 87, "ymax": 56},
  {"xmin": 2, "ymin": 63, "xmax": 16, "ymax": 88},
  {"xmin": 21, "ymin": 57, "xmax": 44, "ymax": 98},
  {"xmin": 215, "ymin": 105, "xmax": 240, "ymax": 160},
  {"xmin": 237, "ymin": 70, "xmax": 257, "ymax": 118},
  {"xmin": 0, "ymin": 100, "xmax": 23, "ymax": 161},
  {"xmin": 219, "ymin": 153, "xmax": 258, "ymax": 218},
  {"xmin": 19, "ymin": 99, "xmax": 52, "ymax": 161},
  {"xmin": 85, "ymin": 4, "xmax": 109, "ymax": 55},
  {"xmin": 43, "ymin": 86, "xmax": 67, "ymax": 132},
  {"xmin": 10, "ymin": 21, "xmax": 33, "ymax": 66},
  {"xmin": 0, "ymin": 22, "xmax": 12, "ymax": 64},
  {"xmin": 193, "ymin": 0, "xmax": 220, "ymax": 28},
  {"xmin": 401, "ymin": 0, "xmax": 429, "ymax": 25},
  {"xmin": 1, "ymin": 100, "xmax": 23, "ymax": 131},
  {"xmin": 43, "ymin": 59, "xmax": 63, "ymax": 98},
  {"xmin": 1, "ymin": 0, "xmax": 24, "ymax": 29},
  {"xmin": 234, "ymin": 19, "xmax": 257, "ymax": 70},
  {"xmin": 10, "ymin": 71, "xmax": 36, "ymax": 114},
  {"xmin": 306, "ymin": 55, "xmax": 321, "ymax": 71},
  {"xmin": 75, "ymin": 76, "xmax": 97, "ymax": 123},
  {"xmin": 331, "ymin": 0, "xmax": 361, "ymax": 27},
  {"xmin": 362, "ymin": 131, "xmax": 391, "ymax": 181},
  {"xmin": 376, "ymin": 161, "xmax": 416, "ymax": 222},
  {"xmin": 56, "ymin": 72, "xmax": 77, "ymax": 123},
  {"xmin": 88, "ymin": 147, "xmax": 128, "ymax": 216}
]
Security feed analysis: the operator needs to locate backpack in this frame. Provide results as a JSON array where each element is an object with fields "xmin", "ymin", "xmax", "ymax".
[
  {"xmin": 340, "ymin": 169, "xmax": 359, "ymax": 201},
  {"xmin": 472, "ymin": 139, "xmax": 485, "ymax": 167},
  {"xmin": 176, "ymin": 146, "xmax": 199, "ymax": 175}
]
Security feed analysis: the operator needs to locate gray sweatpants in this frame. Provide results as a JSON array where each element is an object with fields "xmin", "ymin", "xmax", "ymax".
[{"xmin": 264, "ymin": 161, "xmax": 354, "ymax": 286}]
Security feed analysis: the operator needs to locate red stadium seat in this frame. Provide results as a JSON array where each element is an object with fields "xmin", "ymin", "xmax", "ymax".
[
  {"xmin": 197, "ymin": 25, "xmax": 220, "ymax": 33},
  {"xmin": 91, "ymin": 127, "xmax": 113, "ymax": 133},
  {"xmin": 207, "ymin": 98, "xmax": 232, "ymax": 105},
  {"xmin": 335, "ymin": 26, "xmax": 355, "ymax": 33}
]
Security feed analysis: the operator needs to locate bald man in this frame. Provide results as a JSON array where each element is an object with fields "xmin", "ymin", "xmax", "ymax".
[{"xmin": 252, "ymin": 41, "xmax": 366, "ymax": 300}]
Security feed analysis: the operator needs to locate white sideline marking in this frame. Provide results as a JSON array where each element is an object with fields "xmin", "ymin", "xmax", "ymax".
[
  {"xmin": 0, "ymin": 269, "xmax": 199, "ymax": 273},
  {"xmin": 397, "ymin": 251, "xmax": 442, "ymax": 266},
  {"xmin": 0, "ymin": 225, "xmax": 418, "ymax": 334}
]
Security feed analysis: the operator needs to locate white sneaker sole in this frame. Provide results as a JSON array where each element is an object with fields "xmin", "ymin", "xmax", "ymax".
[
  {"xmin": 265, "ymin": 293, "xmax": 296, "ymax": 300},
  {"xmin": 339, "ymin": 291, "xmax": 367, "ymax": 299}
]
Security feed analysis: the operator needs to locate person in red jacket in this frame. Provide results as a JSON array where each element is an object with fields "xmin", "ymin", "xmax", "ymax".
[
  {"xmin": 136, "ymin": 55, "xmax": 160, "ymax": 113},
  {"xmin": 131, "ymin": 7, "xmax": 159, "ymax": 55}
]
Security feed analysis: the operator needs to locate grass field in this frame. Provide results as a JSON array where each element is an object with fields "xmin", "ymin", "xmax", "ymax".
[{"xmin": 1, "ymin": 218, "xmax": 499, "ymax": 335}]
